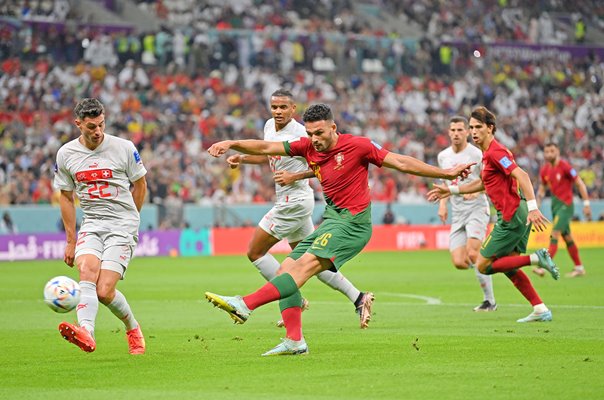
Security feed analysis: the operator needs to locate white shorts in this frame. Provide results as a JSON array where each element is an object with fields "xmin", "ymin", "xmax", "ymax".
[
  {"xmin": 258, "ymin": 197, "xmax": 315, "ymax": 243},
  {"xmin": 449, "ymin": 208, "xmax": 489, "ymax": 251},
  {"xmin": 75, "ymin": 230, "xmax": 138, "ymax": 278}
]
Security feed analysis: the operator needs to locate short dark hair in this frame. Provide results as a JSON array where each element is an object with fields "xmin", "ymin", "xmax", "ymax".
[
  {"xmin": 544, "ymin": 142, "xmax": 559, "ymax": 148},
  {"xmin": 270, "ymin": 88, "xmax": 294, "ymax": 100},
  {"xmin": 449, "ymin": 116, "xmax": 468, "ymax": 126},
  {"xmin": 470, "ymin": 106, "xmax": 497, "ymax": 134},
  {"xmin": 302, "ymin": 103, "xmax": 333, "ymax": 123},
  {"xmin": 74, "ymin": 98, "xmax": 105, "ymax": 120}
]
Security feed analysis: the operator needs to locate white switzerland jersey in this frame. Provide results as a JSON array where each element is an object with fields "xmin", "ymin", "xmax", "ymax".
[
  {"xmin": 437, "ymin": 144, "xmax": 489, "ymax": 216},
  {"xmin": 264, "ymin": 118, "xmax": 313, "ymax": 202},
  {"xmin": 54, "ymin": 134, "xmax": 147, "ymax": 234}
]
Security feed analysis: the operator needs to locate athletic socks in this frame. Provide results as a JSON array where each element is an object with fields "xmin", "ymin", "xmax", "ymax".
[
  {"xmin": 106, "ymin": 290, "xmax": 139, "ymax": 331},
  {"xmin": 316, "ymin": 270, "xmax": 361, "ymax": 304},
  {"xmin": 566, "ymin": 242, "xmax": 583, "ymax": 267},
  {"xmin": 488, "ymin": 255, "xmax": 531, "ymax": 273},
  {"xmin": 77, "ymin": 281, "xmax": 99, "ymax": 337},
  {"xmin": 505, "ymin": 270, "xmax": 542, "ymax": 306},
  {"xmin": 243, "ymin": 273, "xmax": 298, "ymax": 310},
  {"xmin": 548, "ymin": 237, "xmax": 559, "ymax": 258},
  {"xmin": 252, "ymin": 253, "xmax": 281, "ymax": 281},
  {"xmin": 281, "ymin": 307, "xmax": 303, "ymax": 341},
  {"xmin": 254, "ymin": 253, "xmax": 361, "ymax": 305},
  {"xmin": 474, "ymin": 268, "xmax": 495, "ymax": 303}
]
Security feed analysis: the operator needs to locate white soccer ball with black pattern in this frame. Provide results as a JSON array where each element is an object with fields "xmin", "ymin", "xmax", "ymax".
[{"xmin": 44, "ymin": 276, "xmax": 81, "ymax": 313}]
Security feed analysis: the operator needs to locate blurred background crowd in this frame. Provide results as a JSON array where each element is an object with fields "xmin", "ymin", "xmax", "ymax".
[{"xmin": 1, "ymin": 0, "xmax": 604, "ymax": 228}]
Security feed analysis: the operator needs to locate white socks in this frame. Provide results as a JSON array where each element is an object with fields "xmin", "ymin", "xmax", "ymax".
[
  {"xmin": 78, "ymin": 281, "xmax": 138, "ymax": 335},
  {"xmin": 252, "ymin": 253, "xmax": 281, "ymax": 281},
  {"xmin": 473, "ymin": 268, "xmax": 496, "ymax": 304},
  {"xmin": 77, "ymin": 281, "xmax": 99, "ymax": 337},
  {"xmin": 252, "ymin": 253, "xmax": 361, "ymax": 304},
  {"xmin": 533, "ymin": 303, "xmax": 548, "ymax": 313},
  {"xmin": 316, "ymin": 270, "xmax": 361, "ymax": 303},
  {"xmin": 106, "ymin": 290, "xmax": 139, "ymax": 331}
]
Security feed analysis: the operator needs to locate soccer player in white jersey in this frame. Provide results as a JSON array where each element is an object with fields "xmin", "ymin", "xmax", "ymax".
[
  {"xmin": 226, "ymin": 89, "xmax": 374, "ymax": 328},
  {"xmin": 437, "ymin": 116, "xmax": 497, "ymax": 311},
  {"xmin": 53, "ymin": 98, "xmax": 147, "ymax": 354}
]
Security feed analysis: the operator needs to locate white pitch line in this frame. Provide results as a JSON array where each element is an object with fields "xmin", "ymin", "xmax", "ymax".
[{"xmin": 313, "ymin": 292, "xmax": 604, "ymax": 310}]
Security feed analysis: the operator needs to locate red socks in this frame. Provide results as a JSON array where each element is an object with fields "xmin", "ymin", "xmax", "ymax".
[
  {"xmin": 548, "ymin": 242, "xmax": 558, "ymax": 258},
  {"xmin": 506, "ymin": 270, "xmax": 542, "ymax": 306},
  {"xmin": 242, "ymin": 282, "xmax": 280, "ymax": 310},
  {"xmin": 490, "ymin": 255, "xmax": 531, "ymax": 273},
  {"xmin": 567, "ymin": 243, "xmax": 582, "ymax": 266},
  {"xmin": 281, "ymin": 307, "xmax": 303, "ymax": 341}
]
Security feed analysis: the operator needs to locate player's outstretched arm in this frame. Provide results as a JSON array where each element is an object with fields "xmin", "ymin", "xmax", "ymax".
[
  {"xmin": 227, "ymin": 154, "xmax": 268, "ymax": 169},
  {"xmin": 59, "ymin": 190, "xmax": 77, "ymax": 267},
  {"xmin": 511, "ymin": 167, "xmax": 549, "ymax": 232},
  {"xmin": 274, "ymin": 169, "xmax": 315, "ymax": 186},
  {"xmin": 427, "ymin": 179, "xmax": 485, "ymax": 202},
  {"xmin": 208, "ymin": 140, "xmax": 287, "ymax": 157},
  {"xmin": 382, "ymin": 152, "xmax": 475, "ymax": 180}
]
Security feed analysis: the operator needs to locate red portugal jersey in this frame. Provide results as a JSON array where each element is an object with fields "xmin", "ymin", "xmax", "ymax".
[
  {"xmin": 540, "ymin": 159, "xmax": 577, "ymax": 205},
  {"xmin": 481, "ymin": 139, "xmax": 521, "ymax": 222},
  {"xmin": 284, "ymin": 133, "xmax": 389, "ymax": 215}
]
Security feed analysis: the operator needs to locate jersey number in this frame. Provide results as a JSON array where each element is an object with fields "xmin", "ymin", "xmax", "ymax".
[
  {"xmin": 88, "ymin": 181, "xmax": 111, "ymax": 199},
  {"xmin": 313, "ymin": 233, "xmax": 332, "ymax": 248}
]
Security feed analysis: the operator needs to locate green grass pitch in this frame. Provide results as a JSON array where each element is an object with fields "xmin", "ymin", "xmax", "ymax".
[{"xmin": 1, "ymin": 249, "xmax": 602, "ymax": 399}]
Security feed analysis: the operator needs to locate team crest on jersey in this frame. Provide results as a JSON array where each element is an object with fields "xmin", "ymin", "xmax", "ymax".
[{"xmin": 334, "ymin": 152, "xmax": 344, "ymax": 170}]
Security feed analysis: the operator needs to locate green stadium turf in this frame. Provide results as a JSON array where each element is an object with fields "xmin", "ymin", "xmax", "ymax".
[{"xmin": 1, "ymin": 249, "xmax": 602, "ymax": 399}]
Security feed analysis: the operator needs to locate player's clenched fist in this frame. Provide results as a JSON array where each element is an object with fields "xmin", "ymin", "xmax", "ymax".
[{"xmin": 208, "ymin": 140, "xmax": 233, "ymax": 157}]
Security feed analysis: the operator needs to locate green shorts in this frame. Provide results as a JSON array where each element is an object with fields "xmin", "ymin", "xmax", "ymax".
[
  {"xmin": 288, "ymin": 218, "xmax": 372, "ymax": 270},
  {"xmin": 480, "ymin": 200, "xmax": 531, "ymax": 259},
  {"xmin": 551, "ymin": 197, "xmax": 573, "ymax": 235}
]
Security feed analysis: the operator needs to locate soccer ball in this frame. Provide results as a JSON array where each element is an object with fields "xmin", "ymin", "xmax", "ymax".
[{"xmin": 44, "ymin": 276, "xmax": 81, "ymax": 313}]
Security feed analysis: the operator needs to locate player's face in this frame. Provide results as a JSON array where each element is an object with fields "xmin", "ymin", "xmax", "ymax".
[
  {"xmin": 75, "ymin": 114, "xmax": 105, "ymax": 150},
  {"xmin": 448, "ymin": 121, "xmax": 469, "ymax": 147},
  {"xmin": 305, "ymin": 119, "xmax": 338, "ymax": 152},
  {"xmin": 543, "ymin": 145, "xmax": 559, "ymax": 163},
  {"xmin": 468, "ymin": 117, "xmax": 493, "ymax": 151},
  {"xmin": 270, "ymin": 96, "xmax": 295, "ymax": 130}
]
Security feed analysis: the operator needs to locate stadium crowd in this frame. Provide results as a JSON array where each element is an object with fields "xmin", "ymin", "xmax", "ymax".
[{"xmin": 1, "ymin": 1, "xmax": 604, "ymax": 229}]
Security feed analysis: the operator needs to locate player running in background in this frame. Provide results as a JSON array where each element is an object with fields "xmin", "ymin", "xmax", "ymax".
[
  {"xmin": 533, "ymin": 142, "xmax": 591, "ymax": 278},
  {"xmin": 437, "ymin": 116, "xmax": 496, "ymax": 312},
  {"xmin": 226, "ymin": 89, "xmax": 374, "ymax": 328},
  {"xmin": 428, "ymin": 106, "xmax": 559, "ymax": 323},
  {"xmin": 54, "ymin": 98, "xmax": 147, "ymax": 354},
  {"xmin": 205, "ymin": 103, "xmax": 474, "ymax": 356}
]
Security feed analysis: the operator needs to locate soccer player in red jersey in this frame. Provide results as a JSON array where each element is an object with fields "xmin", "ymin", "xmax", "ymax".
[
  {"xmin": 205, "ymin": 103, "xmax": 474, "ymax": 356},
  {"xmin": 428, "ymin": 106, "xmax": 560, "ymax": 323},
  {"xmin": 533, "ymin": 142, "xmax": 591, "ymax": 278}
]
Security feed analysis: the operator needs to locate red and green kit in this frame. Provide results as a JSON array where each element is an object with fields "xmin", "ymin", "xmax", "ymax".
[{"xmin": 283, "ymin": 134, "xmax": 389, "ymax": 269}]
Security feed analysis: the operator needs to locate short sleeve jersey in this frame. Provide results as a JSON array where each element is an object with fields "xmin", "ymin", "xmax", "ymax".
[
  {"xmin": 437, "ymin": 144, "xmax": 489, "ymax": 215},
  {"xmin": 263, "ymin": 118, "xmax": 313, "ymax": 202},
  {"xmin": 481, "ymin": 139, "xmax": 520, "ymax": 222},
  {"xmin": 54, "ymin": 134, "xmax": 147, "ymax": 234},
  {"xmin": 540, "ymin": 159, "xmax": 577, "ymax": 205},
  {"xmin": 284, "ymin": 134, "xmax": 389, "ymax": 216}
]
